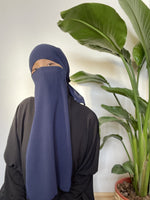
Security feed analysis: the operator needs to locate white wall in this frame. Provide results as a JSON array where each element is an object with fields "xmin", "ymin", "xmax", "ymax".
[{"xmin": 0, "ymin": 0, "xmax": 149, "ymax": 193}]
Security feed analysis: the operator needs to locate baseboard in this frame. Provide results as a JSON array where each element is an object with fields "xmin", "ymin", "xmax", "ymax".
[{"xmin": 94, "ymin": 192, "xmax": 114, "ymax": 200}]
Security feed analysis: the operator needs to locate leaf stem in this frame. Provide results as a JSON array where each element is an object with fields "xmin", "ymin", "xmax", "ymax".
[
  {"xmin": 108, "ymin": 83, "xmax": 122, "ymax": 107},
  {"xmin": 120, "ymin": 54, "xmax": 142, "ymax": 135},
  {"xmin": 121, "ymin": 140, "xmax": 131, "ymax": 161}
]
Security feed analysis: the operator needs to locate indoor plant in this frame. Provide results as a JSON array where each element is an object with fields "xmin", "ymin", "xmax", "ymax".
[{"xmin": 58, "ymin": 0, "xmax": 150, "ymax": 198}]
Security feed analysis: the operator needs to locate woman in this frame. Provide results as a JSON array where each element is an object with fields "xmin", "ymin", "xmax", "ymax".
[{"xmin": 0, "ymin": 44, "xmax": 100, "ymax": 200}]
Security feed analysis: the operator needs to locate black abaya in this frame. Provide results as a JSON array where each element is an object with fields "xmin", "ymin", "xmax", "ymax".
[{"xmin": 0, "ymin": 95, "xmax": 100, "ymax": 200}]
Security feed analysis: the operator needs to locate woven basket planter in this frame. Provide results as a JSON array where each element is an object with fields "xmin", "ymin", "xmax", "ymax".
[{"xmin": 114, "ymin": 177, "xmax": 131, "ymax": 200}]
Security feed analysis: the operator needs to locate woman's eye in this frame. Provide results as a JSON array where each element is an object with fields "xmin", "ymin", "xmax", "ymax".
[{"xmin": 48, "ymin": 63, "xmax": 54, "ymax": 66}]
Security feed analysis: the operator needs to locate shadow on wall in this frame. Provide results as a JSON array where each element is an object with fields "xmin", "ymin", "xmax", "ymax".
[{"xmin": 69, "ymin": 51, "xmax": 123, "ymax": 75}]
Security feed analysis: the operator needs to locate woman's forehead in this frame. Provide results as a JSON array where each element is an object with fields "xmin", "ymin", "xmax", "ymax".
[
  {"xmin": 29, "ymin": 44, "xmax": 70, "ymax": 81},
  {"xmin": 30, "ymin": 45, "xmax": 63, "ymax": 69},
  {"xmin": 35, "ymin": 59, "xmax": 56, "ymax": 63}
]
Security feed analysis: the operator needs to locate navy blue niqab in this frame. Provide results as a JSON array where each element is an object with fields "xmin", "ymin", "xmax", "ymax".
[{"xmin": 26, "ymin": 44, "xmax": 85, "ymax": 200}]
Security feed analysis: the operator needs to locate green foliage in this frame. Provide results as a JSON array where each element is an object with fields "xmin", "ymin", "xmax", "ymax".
[
  {"xmin": 99, "ymin": 116, "xmax": 131, "ymax": 133},
  {"xmin": 71, "ymin": 71, "xmax": 108, "ymax": 85},
  {"xmin": 118, "ymin": 0, "xmax": 150, "ymax": 64},
  {"xmin": 101, "ymin": 86, "xmax": 147, "ymax": 114},
  {"xmin": 100, "ymin": 134, "xmax": 123, "ymax": 150},
  {"xmin": 132, "ymin": 42, "xmax": 145, "ymax": 67},
  {"xmin": 112, "ymin": 164, "xmax": 127, "ymax": 174},
  {"xmin": 58, "ymin": 0, "xmax": 150, "ymax": 197},
  {"xmin": 112, "ymin": 161, "xmax": 134, "ymax": 176},
  {"xmin": 58, "ymin": 3, "xmax": 127, "ymax": 56},
  {"xmin": 101, "ymin": 105, "xmax": 137, "ymax": 131}
]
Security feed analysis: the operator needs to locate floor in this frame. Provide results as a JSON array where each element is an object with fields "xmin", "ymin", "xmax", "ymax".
[{"xmin": 94, "ymin": 192, "xmax": 114, "ymax": 200}]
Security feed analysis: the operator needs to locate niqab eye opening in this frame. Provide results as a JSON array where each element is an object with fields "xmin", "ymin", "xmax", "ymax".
[{"xmin": 48, "ymin": 63, "xmax": 53, "ymax": 66}]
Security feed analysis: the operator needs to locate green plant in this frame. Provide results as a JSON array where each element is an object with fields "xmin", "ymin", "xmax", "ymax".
[{"xmin": 58, "ymin": 0, "xmax": 150, "ymax": 197}]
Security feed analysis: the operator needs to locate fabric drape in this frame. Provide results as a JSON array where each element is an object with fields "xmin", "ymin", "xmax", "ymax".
[{"xmin": 26, "ymin": 67, "xmax": 72, "ymax": 200}]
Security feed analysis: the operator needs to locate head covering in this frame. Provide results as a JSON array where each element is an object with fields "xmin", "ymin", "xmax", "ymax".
[
  {"xmin": 29, "ymin": 44, "xmax": 70, "ymax": 82},
  {"xmin": 26, "ymin": 44, "xmax": 85, "ymax": 200},
  {"xmin": 29, "ymin": 44, "xmax": 85, "ymax": 104}
]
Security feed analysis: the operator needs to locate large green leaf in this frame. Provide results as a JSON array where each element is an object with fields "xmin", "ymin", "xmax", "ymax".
[
  {"xmin": 119, "ymin": 0, "xmax": 150, "ymax": 64},
  {"xmin": 132, "ymin": 42, "xmax": 145, "ymax": 67},
  {"xmin": 102, "ymin": 86, "xmax": 147, "ymax": 114},
  {"xmin": 123, "ymin": 161, "xmax": 134, "ymax": 176},
  {"xmin": 99, "ymin": 116, "xmax": 131, "ymax": 132},
  {"xmin": 58, "ymin": 3, "xmax": 127, "ymax": 55},
  {"xmin": 101, "ymin": 105, "xmax": 131, "ymax": 119},
  {"xmin": 70, "ymin": 71, "xmax": 108, "ymax": 85},
  {"xmin": 99, "ymin": 116, "xmax": 132, "ymax": 161},
  {"xmin": 121, "ymin": 48, "xmax": 131, "ymax": 64},
  {"xmin": 100, "ymin": 134, "xmax": 123, "ymax": 149},
  {"xmin": 111, "ymin": 164, "xmax": 127, "ymax": 174},
  {"xmin": 112, "ymin": 161, "xmax": 134, "ymax": 175},
  {"xmin": 101, "ymin": 105, "xmax": 137, "ymax": 131}
]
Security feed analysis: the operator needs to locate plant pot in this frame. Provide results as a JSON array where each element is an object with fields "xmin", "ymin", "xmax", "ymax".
[{"xmin": 114, "ymin": 177, "xmax": 131, "ymax": 200}]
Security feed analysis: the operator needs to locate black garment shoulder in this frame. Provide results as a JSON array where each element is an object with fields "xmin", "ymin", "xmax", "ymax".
[{"xmin": 0, "ymin": 96, "xmax": 100, "ymax": 200}]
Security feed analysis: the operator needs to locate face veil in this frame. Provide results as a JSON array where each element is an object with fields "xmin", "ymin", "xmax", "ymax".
[{"xmin": 26, "ymin": 44, "xmax": 85, "ymax": 200}]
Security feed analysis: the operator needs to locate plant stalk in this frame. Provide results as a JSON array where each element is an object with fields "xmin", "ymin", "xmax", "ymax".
[
  {"xmin": 120, "ymin": 55, "xmax": 142, "ymax": 135},
  {"xmin": 119, "ymin": 54, "xmax": 145, "ymax": 193}
]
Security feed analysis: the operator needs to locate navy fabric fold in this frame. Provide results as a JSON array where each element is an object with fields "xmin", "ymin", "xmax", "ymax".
[
  {"xmin": 26, "ymin": 44, "xmax": 85, "ymax": 200},
  {"xmin": 26, "ymin": 67, "xmax": 72, "ymax": 200}
]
